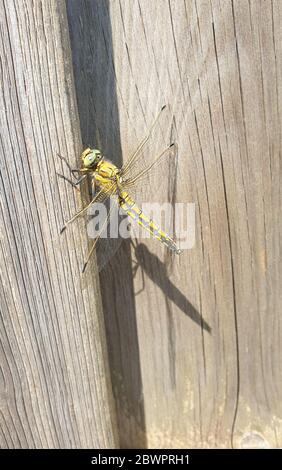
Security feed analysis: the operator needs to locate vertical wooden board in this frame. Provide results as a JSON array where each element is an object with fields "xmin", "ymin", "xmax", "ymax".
[
  {"xmin": 221, "ymin": 0, "xmax": 282, "ymax": 448},
  {"xmin": 67, "ymin": 0, "xmax": 282, "ymax": 448},
  {"xmin": 0, "ymin": 0, "xmax": 117, "ymax": 448}
]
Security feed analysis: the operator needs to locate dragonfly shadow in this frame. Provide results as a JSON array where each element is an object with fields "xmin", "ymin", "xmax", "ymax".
[
  {"xmin": 132, "ymin": 242, "xmax": 211, "ymax": 334},
  {"xmin": 131, "ymin": 242, "xmax": 211, "ymax": 388},
  {"xmin": 67, "ymin": 0, "xmax": 147, "ymax": 448}
]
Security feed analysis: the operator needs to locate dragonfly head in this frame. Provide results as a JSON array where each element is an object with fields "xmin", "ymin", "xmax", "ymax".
[{"xmin": 81, "ymin": 148, "xmax": 102, "ymax": 169}]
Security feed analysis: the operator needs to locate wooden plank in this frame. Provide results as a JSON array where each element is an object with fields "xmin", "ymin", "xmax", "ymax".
[
  {"xmin": 0, "ymin": 0, "xmax": 117, "ymax": 448},
  {"xmin": 68, "ymin": 0, "xmax": 282, "ymax": 448}
]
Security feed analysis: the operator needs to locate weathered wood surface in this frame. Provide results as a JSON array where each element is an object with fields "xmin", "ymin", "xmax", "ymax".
[
  {"xmin": 68, "ymin": 0, "xmax": 282, "ymax": 448},
  {"xmin": 0, "ymin": 0, "xmax": 117, "ymax": 448}
]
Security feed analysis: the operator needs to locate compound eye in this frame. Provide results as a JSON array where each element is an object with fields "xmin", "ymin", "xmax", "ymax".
[{"xmin": 83, "ymin": 153, "xmax": 95, "ymax": 167}]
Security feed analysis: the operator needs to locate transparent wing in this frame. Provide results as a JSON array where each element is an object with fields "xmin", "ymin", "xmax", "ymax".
[
  {"xmin": 122, "ymin": 107, "xmax": 178, "ymax": 206},
  {"xmin": 122, "ymin": 143, "xmax": 178, "ymax": 205},
  {"xmin": 88, "ymin": 196, "xmax": 126, "ymax": 272},
  {"xmin": 121, "ymin": 104, "xmax": 175, "ymax": 187},
  {"xmin": 120, "ymin": 112, "xmax": 180, "ymax": 261},
  {"xmin": 69, "ymin": 178, "xmax": 123, "ymax": 274}
]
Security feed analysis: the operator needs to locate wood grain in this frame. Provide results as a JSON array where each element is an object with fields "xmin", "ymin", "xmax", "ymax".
[
  {"xmin": 0, "ymin": 0, "xmax": 117, "ymax": 448},
  {"xmin": 68, "ymin": 0, "xmax": 282, "ymax": 448}
]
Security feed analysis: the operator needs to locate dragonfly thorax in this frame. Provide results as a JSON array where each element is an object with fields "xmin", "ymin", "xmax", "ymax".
[
  {"xmin": 93, "ymin": 159, "xmax": 122, "ymax": 192},
  {"xmin": 97, "ymin": 159, "xmax": 120, "ymax": 179}
]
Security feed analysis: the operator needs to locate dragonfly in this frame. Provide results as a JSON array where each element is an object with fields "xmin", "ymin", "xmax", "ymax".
[{"xmin": 57, "ymin": 105, "xmax": 182, "ymax": 273}]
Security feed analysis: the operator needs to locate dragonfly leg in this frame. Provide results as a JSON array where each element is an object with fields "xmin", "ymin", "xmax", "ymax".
[
  {"xmin": 56, "ymin": 173, "xmax": 86, "ymax": 190},
  {"xmin": 56, "ymin": 153, "xmax": 80, "ymax": 180}
]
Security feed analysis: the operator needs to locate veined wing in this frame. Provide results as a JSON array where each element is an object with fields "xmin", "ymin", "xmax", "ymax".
[
  {"xmin": 85, "ymin": 181, "xmax": 125, "ymax": 273},
  {"xmin": 120, "ymin": 104, "xmax": 179, "ymax": 210},
  {"xmin": 61, "ymin": 181, "xmax": 116, "ymax": 233},
  {"xmin": 121, "ymin": 105, "xmax": 167, "ymax": 176},
  {"xmin": 122, "ymin": 143, "xmax": 176, "ymax": 200},
  {"xmin": 120, "ymin": 104, "xmax": 176, "ymax": 190}
]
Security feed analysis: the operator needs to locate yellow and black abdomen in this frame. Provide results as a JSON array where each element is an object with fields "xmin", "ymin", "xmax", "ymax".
[{"xmin": 119, "ymin": 192, "xmax": 181, "ymax": 254}]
